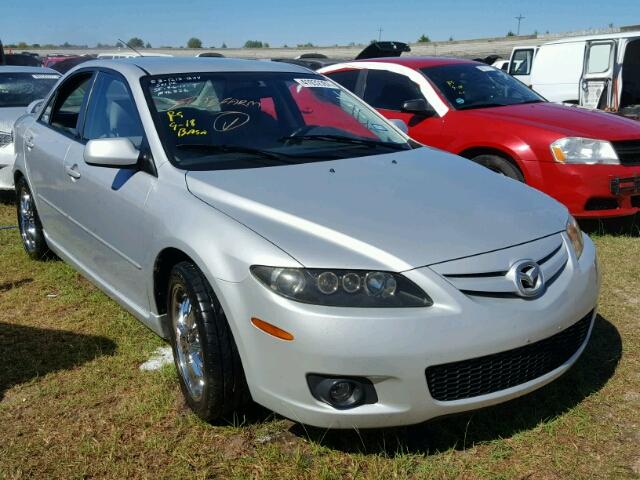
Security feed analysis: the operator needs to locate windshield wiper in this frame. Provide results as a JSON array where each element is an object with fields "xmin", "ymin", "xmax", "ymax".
[
  {"xmin": 518, "ymin": 99, "xmax": 545, "ymax": 105},
  {"xmin": 457, "ymin": 102, "xmax": 508, "ymax": 110},
  {"xmin": 175, "ymin": 143, "xmax": 289, "ymax": 161},
  {"xmin": 279, "ymin": 134, "xmax": 408, "ymax": 150}
]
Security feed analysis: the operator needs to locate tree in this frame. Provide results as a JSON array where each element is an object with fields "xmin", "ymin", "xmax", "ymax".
[
  {"xmin": 221, "ymin": 42, "xmax": 227, "ymax": 48},
  {"xmin": 145, "ymin": 42, "xmax": 152, "ymax": 48},
  {"xmin": 17, "ymin": 41, "xmax": 28, "ymax": 49},
  {"xmin": 448, "ymin": 36, "xmax": 454, "ymax": 41},
  {"xmin": 244, "ymin": 40, "xmax": 264, "ymax": 48},
  {"xmin": 128, "ymin": 37, "xmax": 145, "ymax": 48},
  {"xmin": 187, "ymin": 37, "xmax": 202, "ymax": 48},
  {"xmin": 417, "ymin": 34, "xmax": 430, "ymax": 43},
  {"xmin": 297, "ymin": 42, "xmax": 315, "ymax": 48},
  {"xmin": 506, "ymin": 31, "xmax": 516, "ymax": 37}
]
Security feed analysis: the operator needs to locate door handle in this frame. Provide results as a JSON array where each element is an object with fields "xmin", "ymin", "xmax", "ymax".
[
  {"xmin": 65, "ymin": 164, "xmax": 81, "ymax": 180},
  {"xmin": 25, "ymin": 136, "xmax": 34, "ymax": 149}
]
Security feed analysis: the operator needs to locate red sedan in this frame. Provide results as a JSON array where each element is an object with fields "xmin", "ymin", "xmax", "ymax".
[{"xmin": 320, "ymin": 57, "xmax": 640, "ymax": 218}]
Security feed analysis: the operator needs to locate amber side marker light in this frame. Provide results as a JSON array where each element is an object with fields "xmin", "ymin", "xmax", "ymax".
[{"xmin": 251, "ymin": 317, "xmax": 294, "ymax": 341}]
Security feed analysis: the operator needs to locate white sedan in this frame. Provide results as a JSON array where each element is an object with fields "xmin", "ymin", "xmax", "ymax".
[{"xmin": 12, "ymin": 57, "xmax": 599, "ymax": 428}]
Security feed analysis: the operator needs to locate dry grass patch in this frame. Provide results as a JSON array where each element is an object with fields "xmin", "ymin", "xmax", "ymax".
[{"xmin": 0, "ymin": 199, "xmax": 638, "ymax": 479}]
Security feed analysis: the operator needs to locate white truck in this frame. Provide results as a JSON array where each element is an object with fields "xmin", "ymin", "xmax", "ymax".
[
  {"xmin": 528, "ymin": 31, "xmax": 640, "ymax": 118},
  {"xmin": 508, "ymin": 45, "xmax": 539, "ymax": 86}
]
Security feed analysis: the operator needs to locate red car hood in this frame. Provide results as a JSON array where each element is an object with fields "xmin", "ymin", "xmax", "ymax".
[{"xmin": 463, "ymin": 102, "xmax": 640, "ymax": 140}]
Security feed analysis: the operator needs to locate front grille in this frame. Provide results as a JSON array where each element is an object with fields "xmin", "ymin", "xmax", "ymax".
[
  {"xmin": 0, "ymin": 132, "xmax": 12, "ymax": 148},
  {"xmin": 426, "ymin": 311, "xmax": 593, "ymax": 401},
  {"xmin": 441, "ymin": 241, "xmax": 567, "ymax": 298},
  {"xmin": 611, "ymin": 139, "xmax": 640, "ymax": 165}
]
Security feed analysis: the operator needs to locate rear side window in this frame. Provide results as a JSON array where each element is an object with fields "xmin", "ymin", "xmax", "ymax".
[
  {"xmin": 509, "ymin": 49, "xmax": 534, "ymax": 76},
  {"xmin": 587, "ymin": 43, "xmax": 613, "ymax": 74},
  {"xmin": 83, "ymin": 72, "xmax": 144, "ymax": 147},
  {"xmin": 324, "ymin": 70, "xmax": 359, "ymax": 93},
  {"xmin": 362, "ymin": 69, "xmax": 423, "ymax": 111},
  {"xmin": 47, "ymin": 72, "xmax": 93, "ymax": 136}
]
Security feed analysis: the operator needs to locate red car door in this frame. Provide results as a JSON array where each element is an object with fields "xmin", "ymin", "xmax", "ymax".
[{"xmin": 360, "ymin": 69, "xmax": 444, "ymax": 143}]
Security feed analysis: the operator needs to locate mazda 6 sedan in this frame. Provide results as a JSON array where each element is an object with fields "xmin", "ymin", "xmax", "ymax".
[{"xmin": 12, "ymin": 58, "xmax": 599, "ymax": 428}]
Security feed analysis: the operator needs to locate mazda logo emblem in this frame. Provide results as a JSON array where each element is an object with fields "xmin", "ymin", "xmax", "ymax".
[{"xmin": 508, "ymin": 260, "xmax": 545, "ymax": 298}]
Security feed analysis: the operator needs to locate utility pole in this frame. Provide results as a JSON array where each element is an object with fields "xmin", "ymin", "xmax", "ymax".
[
  {"xmin": 377, "ymin": 27, "xmax": 383, "ymax": 41},
  {"xmin": 515, "ymin": 14, "xmax": 525, "ymax": 35}
]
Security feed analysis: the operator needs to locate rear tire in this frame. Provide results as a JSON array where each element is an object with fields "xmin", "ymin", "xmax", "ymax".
[
  {"xmin": 167, "ymin": 261, "xmax": 249, "ymax": 422},
  {"xmin": 15, "ymin": 177, "xmax": 51, "ymax": 260},
  {"xmin": 471, "ymin": 154, "xmax": 524, "ymax": 182}
]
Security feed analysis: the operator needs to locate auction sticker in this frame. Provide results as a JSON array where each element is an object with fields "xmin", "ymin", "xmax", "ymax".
[
  {"xmin": 476, "ymin": 65, "xmax": 495, "ymax": 72},
  {"xmin": 32, "ymin": 74, "xmax": 60, "ymax": 79},
  {"xmin": 294, "ymin": 78, "xmax": 339, "ymax": 89}
]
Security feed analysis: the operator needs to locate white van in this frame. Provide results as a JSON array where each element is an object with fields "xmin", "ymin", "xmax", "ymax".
[
  {"xmin": 530, "ymin": 32, "xmax": 640, "ymax": 118},
  {"xmin": 508, "ymin": 45, "xmax": 539, "ymax": 86}
]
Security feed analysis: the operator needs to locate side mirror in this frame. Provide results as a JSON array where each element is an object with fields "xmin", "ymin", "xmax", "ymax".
[
  {"xmin": 26, "ymin": 99, "xmax": 44, "ymax": 115},
  {"xmin": 389, "ymin": 118, "xmax": 408, "ymax": 134},
  {"xmin": 401, "ymin": 98, "xmax": 437, "ymax": 117},
  {"xmin": 84, "ymin": 138, "xmax": 140, "ymax": 168}
]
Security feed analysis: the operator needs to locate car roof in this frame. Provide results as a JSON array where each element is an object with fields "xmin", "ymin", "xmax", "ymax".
[
  {"xmin": 542, "ymin": 31, "xmax": 640, "ymax": 45},
  {"xmin": 349, "ymin": 56, "xmax": 479, "ymax": 69},
  {"xmin": 77, "ymin": 57, "xmax": 314, "ymax": 76},
  {"xmin": 0, "ymin": 66, "xmax": 60, "ymax": 74}
]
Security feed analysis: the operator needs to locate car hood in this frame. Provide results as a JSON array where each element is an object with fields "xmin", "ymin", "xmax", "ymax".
[
  {"xmin": 463, "ymin": 102, "xmax": 640, "ymax": 140},
  {"xmin": 185, "ymin": 148, "xmax": 568, "ymax": 271}
]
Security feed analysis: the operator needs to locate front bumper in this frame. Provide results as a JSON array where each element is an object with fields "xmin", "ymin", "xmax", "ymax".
[
  {"xmin": 0, "ymin": 143, "xmax": 16, "ymax": 191},
  {"xmin": 532, "ymin": 162, "xmax": 640, "ymax": 218},
  {"xmin": 214, "ymin": 236, "xmax": 599, "ymax": 428}
]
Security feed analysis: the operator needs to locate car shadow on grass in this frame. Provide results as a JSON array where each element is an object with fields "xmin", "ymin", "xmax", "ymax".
[
  {"xmin": 290, "ymin": 314, "xmax": 622, "ymax": 455},
  {"xmin": 0, "ymin": 190, "xmax": 15, "ymax": 205},
  {"xmin": 580, "ymin": 214, "xmax": 640, "ymax": 237},
  {"xmin": 0, "ymin": 321, "xmax": 117, "ymax": 401}
]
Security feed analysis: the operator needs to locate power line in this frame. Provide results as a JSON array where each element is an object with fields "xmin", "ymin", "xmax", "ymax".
[{"xmin": 515, "ymin": 14, "xmax": 525, "ymax": 35}]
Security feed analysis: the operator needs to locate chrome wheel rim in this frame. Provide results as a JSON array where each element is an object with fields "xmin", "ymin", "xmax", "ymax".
[
  {"xmin": 18, "ymin": 188, "xmax": 37, "ymax": 252},
  {"xmin": 171, "ymin": 285, "xmax": 205, "ymax": 401}
]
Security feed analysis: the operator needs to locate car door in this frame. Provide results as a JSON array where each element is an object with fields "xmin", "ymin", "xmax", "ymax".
[
  {"xmin": 509, "ymin": 48, "xmax": 536, "ymax": 86},
  {"xmin": 23, "ymin": 71, "xmax": 95, "ymax": 246},
  {"xmin": 580, "ymin": 40, "xmax": 617, "ymax": 110},
  {"xmin": 60, "ymin": 70, "xmax": 156, "ymax": 315},
  {"xmin": 360, "ymin": 68, "xmax": 443, "ymax": 144}
]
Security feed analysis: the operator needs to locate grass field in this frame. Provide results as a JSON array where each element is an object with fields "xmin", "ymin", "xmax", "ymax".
[{"xmin": 0, "ymin": 196, "xmax": 638, "ymax": 479}]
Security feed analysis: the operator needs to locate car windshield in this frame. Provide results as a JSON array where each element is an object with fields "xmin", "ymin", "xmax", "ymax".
[
  {"xmin": 142, "ymin": 71, "xmax": 412, "ymax": 170},
  {"xmin": 420, "ymin": 63, "xmax": 545, "ymax": 110},
  {"xmin": 0, "ymin": 72, "xmax": 60, "ymax": 108}
]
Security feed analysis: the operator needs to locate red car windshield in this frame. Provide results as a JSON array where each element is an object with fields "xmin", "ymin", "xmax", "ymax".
[{"xmin": 421, "ymin": 64, "xmax": 544, "ymax": 110}]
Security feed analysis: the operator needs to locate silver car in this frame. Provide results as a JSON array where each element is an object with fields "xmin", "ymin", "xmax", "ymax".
[
  {"xmin": 0, "ymin": 66, "xmax": 60, "ymax": 190},
  {"xmin": 12, "ymin": 58, "xmax": 599, "ymax": 428}
]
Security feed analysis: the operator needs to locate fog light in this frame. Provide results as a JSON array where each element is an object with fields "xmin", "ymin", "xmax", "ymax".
[
  {"xmin": 329, "ymin": 380, "xmax": 360, "ymax": 404},
  {"xmin": 307, "ymin": 374, "xmax": 377, "ymax": 410}
]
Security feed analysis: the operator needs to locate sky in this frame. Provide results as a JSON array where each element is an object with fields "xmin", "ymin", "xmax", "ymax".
[{"xmin": 2, "ymin": 0, "xmax": 639, "ymax": 48}]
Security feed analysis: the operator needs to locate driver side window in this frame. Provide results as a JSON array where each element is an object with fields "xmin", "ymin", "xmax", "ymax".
[
  {"xmin": 83, "ymin": 72, "xmax": 145, "ymax": 147},
  {"xmin": 363, "ymin": 70, "xmax": 424, "ymax": 111}
]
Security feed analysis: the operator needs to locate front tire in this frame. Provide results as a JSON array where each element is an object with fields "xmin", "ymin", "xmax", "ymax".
[
  {"xmin": 15, "ymin": 177, "xmax": 51, "ymax": 260},
  {"xmin": 472, "ymin": 154, "xmax": 525, "ymax": 182},
  {"xmin": 167, "ymin": 261, "xmax": 249, "ymax": 422}
]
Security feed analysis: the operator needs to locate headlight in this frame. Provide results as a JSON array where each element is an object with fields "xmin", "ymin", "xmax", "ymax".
[
  {"xmin": 566, "ymin": 216, "xmax": 584, "ymax": 259},
  {"xmin": 251, "ymin": 266, "xmax": 432, "ymax": 307},
  {"xmin": 550, "ymin": 137, "xmax": 619, "ymax": 164}
]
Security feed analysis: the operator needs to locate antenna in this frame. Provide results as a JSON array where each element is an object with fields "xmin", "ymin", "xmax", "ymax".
[
  {"xmin": 117, "ymin": 38, "xmax": 143, "ymax": 57},
  {"xmin": 515, "ymin": 14, "xmax": 525, "ymax": 35}
]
